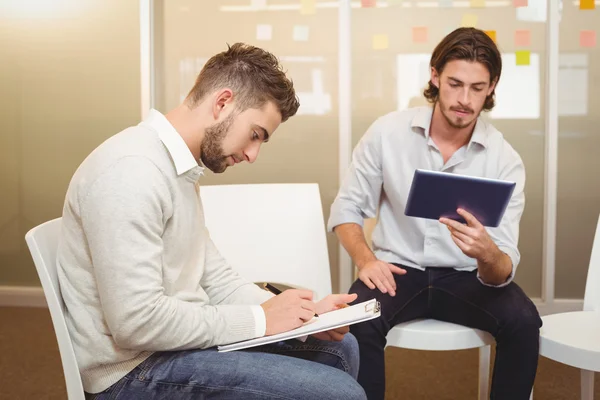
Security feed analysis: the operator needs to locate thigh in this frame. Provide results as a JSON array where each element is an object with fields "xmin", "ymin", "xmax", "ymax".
[
  {"xmin": 349, "ymin": 265, "xmax": 430, "ymax": 329},
  {"xmin": 104, "ymin": 348, "xmax": 366, "ymax": 400},
  {"xmin": 430, "ymin": 269, "xmax": 541, "ymax": 336}
]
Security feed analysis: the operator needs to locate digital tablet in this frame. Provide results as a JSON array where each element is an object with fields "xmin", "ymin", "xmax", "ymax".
[{"xmin": 404, "ymin": 169, "xmax": 516, "ymax": 227}]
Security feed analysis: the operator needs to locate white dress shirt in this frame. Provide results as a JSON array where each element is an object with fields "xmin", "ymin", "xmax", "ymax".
[{"xmin": 328, "ymin": 106, "xmax": 525, "ymax": 287}]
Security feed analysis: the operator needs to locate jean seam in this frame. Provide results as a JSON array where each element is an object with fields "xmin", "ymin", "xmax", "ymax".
[
  {"xmin": 125, "ymin": 377, "xmax": 296, "ymax": 400},
  {"xmin": 258, "ymin": 344, "xmax": 351, "ymax": 372},
  {"xmin": 388, "ymin": 287, "xmax": 429, "ymax": 325},
  {"xmin": 432, "ymin": 287, "xmax": 501, "ymax": 327}
]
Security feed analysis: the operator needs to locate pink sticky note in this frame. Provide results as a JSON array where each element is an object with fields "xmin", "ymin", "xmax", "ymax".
[
  {"xmin": 515, "ymin": 29, "xmax": 531, "ymax": 47},
  {"xmin": 580, "ymin": 30, "xmax": 596, "ymax": 47},
  {"xmin": 412, "ymin": 27, "xmax": 428, "ymax": 43},
  {"xmin": 361, "ymin": 0, "xmax": 377, "ymax": 7},
  {"xmin": 513, "ymin": 0, "xmax": 528, "ymax": 6}
]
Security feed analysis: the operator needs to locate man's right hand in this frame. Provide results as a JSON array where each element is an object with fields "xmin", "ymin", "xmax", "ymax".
[
  {"xmin": 358, "ymin": 260, "xmax": 407, "ymax": 296},
  {"xmin": 260, "ymin": 289, "xmax": 317, "ymax": 335}
]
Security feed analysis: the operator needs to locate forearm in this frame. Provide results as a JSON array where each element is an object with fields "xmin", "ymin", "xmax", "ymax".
[
  {"xmin": 477, "ymin": 246, "xmax": 513, "ymax": 286},
  {"xmin": 334, "ymin": 223, "xmax": 377, "ymax": 269}
]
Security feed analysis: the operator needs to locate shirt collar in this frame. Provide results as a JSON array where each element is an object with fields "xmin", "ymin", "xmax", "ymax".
[
  {"xmin": 410, "ymin": 105, "xmax": 488, "ymax": 148},
  {"xmin": 141, "ymin": 109, "xmax": 204, "ymax": 176}
]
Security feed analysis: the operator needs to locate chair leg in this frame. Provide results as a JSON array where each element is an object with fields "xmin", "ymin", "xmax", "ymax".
[
  {"xmin": 478, "ymin": 345, "xmax": 491, "ymax": 400},
  {"xmin": 581, "ymin": 369, "xmax": 594, "ymax": 400}
]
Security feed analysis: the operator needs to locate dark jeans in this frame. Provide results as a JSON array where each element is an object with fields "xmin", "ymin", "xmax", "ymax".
[{"xmin": 349, "ymin": 266, "xmax": 542, "ymax": 400}]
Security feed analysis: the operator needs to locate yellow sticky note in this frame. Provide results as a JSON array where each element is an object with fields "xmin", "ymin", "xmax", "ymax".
[
  {"xmin": 412, "ymin": 27, "xmax": 428, "ymax": 43},
  {"xmin": 470, "ymin": 0, "xmax": 486, "ymax": 7},
  {"xmin": 372, "ymin": 34, "xmax": 389, "ymax": 50},
  {"xmin": 580, "ymin": 30, "xmax": 596, "ymax": 47},
  {"xmin": 484, "ymin": 30, "xmax": 496, "ymax": 43},
  {"xmin": 461, "ymin": 14, "xmax": 478, "ymax": 27},
  {"xmin": 579, "ymin": 0, "xmax": 595, "ymax": 9},
  {"xmin": 516, "ymin": 50, "xmax": 531, "ymax": 65},
  {"xmin": 301, "ymin": 0, "xmax": 316, "ymax": 15},
  {"xmin": 515, "ymin": 29, "xmax": 531, "ymax": 47}
]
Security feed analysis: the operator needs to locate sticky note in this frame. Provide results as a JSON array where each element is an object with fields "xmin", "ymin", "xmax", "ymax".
[
  {"xmin": 293, "ymin": 25, "xmax": 309, "ymax": 42},
  {"xmin": 251, "ymin": 0, "xmax": 267, "ymax": 8},
  {"xmin": 580, "ymin": 30, "xmax": 596, "ymax": 47},
  {"xmin": 470, "ymin": 0, "xmax": 486, "ymax": 7},
  {"xmin": 372, "ymin": 34, "xmax": 389, "ymax": 50},
  {"xmin": 301, "ymin": 0, "xmax": 316, "ymax": 14},
  {"xmin": 579, "ymin": 0, "xmax": 595, "ymax": 9},
  {"xmin": 515, "ymin": 29, "xmax": 531, "ymax": 47},
  {"xmin": 516, "ymin": 50, "xmax": 531, "ymax": 65},
  {"xmin": 484, "ymin": 30, "xmax": 496, "ymax": 43},
  {"xmin": 361, "ymin": 0, "xmax": 377, "ymax": 7},
  {"xmin": 461, "ymin": 14, "xmax": 478, "ymax": 27},
  {"xmin": 256, "ymin": 24, "xmax": 272, "ymax": 41},
  {"xmin": 412, "ymin": 27, "xmax": 428, "ymax": 43},
  {"xmin": 513, "ymin": 0, "xmax": 528, "ymax": 6}
]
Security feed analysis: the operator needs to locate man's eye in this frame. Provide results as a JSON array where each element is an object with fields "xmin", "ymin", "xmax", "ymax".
[
  {"xmin": 450, "ymin": 83, "xmax": 459, "ymax": 88},
  {"xmin": 252, "ymin": 131, "xmax": 259, "ymax": 140}
]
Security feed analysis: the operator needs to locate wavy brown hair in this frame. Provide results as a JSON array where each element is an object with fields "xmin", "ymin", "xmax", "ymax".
[
  {"xmin": 423, "ymin": 27, "xmax": 502, "ymax": 112},
  {"xmin": 186, "ymin": 43, "xmax": 300, "ymax": 122}
]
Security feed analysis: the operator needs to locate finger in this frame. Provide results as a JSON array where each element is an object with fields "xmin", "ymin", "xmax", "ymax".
[
  {"xmin": 327, "ymin": 330, "xmax": 345, "ymax": 341},
  {"xmin": 388, "ymin": 264, "xmax": 407, "ymax": 276},
  {"xmin": 457, "ymin": 208, "xmax": 481, "ymax": 227},
  {"xmin": 359, "ymin": 274, "xmax": 376, "ymax": 290},
  {"xmin": 449, "ymin": 233, "xmax": 469, "ymax": 252},
  {"xmin": 311, "ymin": 331, "xmax": 333, "ymax": 341},
  {"xmin": 329, "ymin": 293, "xmax": 358, "ymax": 306},
  {"xmin": 300, "ymin": 299, "xmax": 316, "ymax": 313},
  {"xmin": 380, "ymin": 268, "xmax": 397, "ymax": 296},
  {"xmin": 440, "ymin": 217, "xmax": 470, "ymax": 233},
  {"xmin": 334, "ymin": 325, "xmax": 350, "ymax": 335},
  {"xmin": 370, "ymin": 276, "xmax": 388, "ymax": 294},
  {"xmin": 450, "ymin": 229, "xmax": 473, "ymax": 245},
  {"xmin": 294, "ymin": 289, "xmax": 314, "ymax": 301},
  {"xmin": 299, "ymin": 309, "xmax": 316, "ymax": 322}
]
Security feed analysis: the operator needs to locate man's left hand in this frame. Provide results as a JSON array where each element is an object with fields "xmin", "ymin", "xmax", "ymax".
[
  {"xmin": 310, "ymin": 293, "xmax": 357, "ymax": 342},
  {"xmin": 439, "ymin": 208, "xmax": 497, "ymax": 264}
]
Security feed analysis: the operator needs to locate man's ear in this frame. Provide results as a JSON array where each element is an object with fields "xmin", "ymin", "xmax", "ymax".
[
  {"xmin": 430, "ymin": 67, "xmax": 440, "ymax": 89},
  {"xmin": 212, "ymin": 88, "xmax": 234, "ymax": 120}
]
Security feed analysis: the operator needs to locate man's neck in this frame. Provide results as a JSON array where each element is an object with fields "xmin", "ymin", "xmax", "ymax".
[
  {"xmin": 165, "ymin": 104, "xmax": 207, "ymax": 161},
  {"xmin": 429, "ymin": 103, "xmax": 476, "ymax": 149}
]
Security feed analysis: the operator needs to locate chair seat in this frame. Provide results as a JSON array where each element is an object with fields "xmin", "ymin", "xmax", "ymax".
[
  {"xmin": 386, "ymin": 318, "xmax": 494, "ymax": 351},
  {"xmin": 540, "ymin": 311, "xmax": 600, "ymax": 372}
]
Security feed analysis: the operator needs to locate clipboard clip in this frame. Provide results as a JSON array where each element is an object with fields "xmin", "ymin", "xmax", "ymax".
[{"xmin": 365, "ymin": 300, "xmax": 381, "ymax": 314}]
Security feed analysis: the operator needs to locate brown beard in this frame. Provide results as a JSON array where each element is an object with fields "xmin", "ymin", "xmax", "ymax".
[{"xmin": 200, "ymin": 112, "xmax": 235, "ymax": 173}]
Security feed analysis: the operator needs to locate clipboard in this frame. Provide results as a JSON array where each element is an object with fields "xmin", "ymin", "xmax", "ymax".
[{"xmin": 217, "ymin": 299, "xmax": 381, "ymax": 352}]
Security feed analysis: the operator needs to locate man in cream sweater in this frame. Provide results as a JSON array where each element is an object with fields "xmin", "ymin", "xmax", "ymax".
[{"xmin": 57, "ymin": 43, "xmax": 366, "ymax": 400}]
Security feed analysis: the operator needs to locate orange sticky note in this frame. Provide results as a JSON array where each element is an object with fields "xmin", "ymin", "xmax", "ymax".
[
  {"xmin": 461, "ymin": 14, "xmax": 478, "ymax": 27},
  {"xmin": 300, "ymin": 0, "xmax": 316, "ymax": 15},
  {"xmin": 580, "ymin": 30, "xmax": 596, "ymax": 47},
  {"xmin": 515, "ymin": 50, "xmax": 530, "ymax": 66},
  {"xmin": 484, "ymin": 30, "xmax": 496, "ymax": 43},
  {"xmin": 470, "ymin": 0, "xmax": 486, "ymax": 7},
  {"xmin": 515, "ymin": 29, "xmax": 531, "ymax": 47},
  {"xmin": 412, "ymin": 26, "xmax": 428, "ymax": 43},
  {"xmin": 361, "ymin": 0, "xmax": 377, "ymax": 7},
  {"xmin": 513, "ymin": 0, "xmax": 528, "ymax": 6},
  {"xmin": 372, "ymin": 34, "xmax": 389, "ymax": 50},
  {"xmin": 579, "ymin": 0, "xmax": 595, "ymax": 9}
]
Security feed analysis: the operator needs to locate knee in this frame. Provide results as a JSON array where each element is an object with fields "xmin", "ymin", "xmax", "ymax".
[
  {"xmin": 339, "ymin": 333, "xmax": 360, "ymax": 380},
  {"xmin": 502, "ymin": 298, "xmax": 542, "ymax": 338},
  {"xmin": 315, "ymin": 370, "xmax": 367, "ymax": 400}
]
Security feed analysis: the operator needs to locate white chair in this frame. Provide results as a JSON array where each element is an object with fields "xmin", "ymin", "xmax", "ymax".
[
  {"xmin": 537, "ymin": 214, "xmax": 600, "ymax": 400},
  {"xmin": 200, "ymin": 183, "xmax": 333, "ymax": 299},
  {"xmin": 25, "ymin": 218, "xmax": 86, "ymax": 400},
  {"xmin": 361, "ymin": 218, "xmax": 495, "ymax": 400}
]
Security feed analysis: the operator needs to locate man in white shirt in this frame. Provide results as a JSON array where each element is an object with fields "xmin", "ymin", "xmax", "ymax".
[
  {"xmin": 57, "ymin": 43, "xmax": 366, "ymax": 400},
  {"xmin": 328, "ymin": 28, "xmax": 542, "ymax": 400}
]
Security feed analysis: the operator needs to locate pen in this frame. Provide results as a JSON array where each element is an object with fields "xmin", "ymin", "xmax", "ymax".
[{"xmin": 263, "ymin": 282, "xmax": 319, "ymax": 317}]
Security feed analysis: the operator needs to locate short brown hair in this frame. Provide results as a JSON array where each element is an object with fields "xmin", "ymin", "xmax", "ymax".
[
  {"xmin": 423, "ymin": 27, "xmax": 502, "ymax": 111},
  {"xmin": 186, "ymin": 43, "xmax": 300, "ymax": 122}
]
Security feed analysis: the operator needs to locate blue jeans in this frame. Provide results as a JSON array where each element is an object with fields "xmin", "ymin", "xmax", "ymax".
[
  {"xmin": 88, "ymin": 334, "xmax": 366, "ymax": 399},
  {"xmin": 349, "ymin": 266, "xmax": 542, "ymax": 400}
]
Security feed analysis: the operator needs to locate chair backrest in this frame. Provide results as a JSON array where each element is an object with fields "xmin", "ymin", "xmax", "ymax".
[
  {"xmin": 200, "ymin": 183, "xmax": 333, "ymax": 300},
  {"xmin": 25, "ymin": 218, "xmax": 85, "ymax": 400},
  {"xmin": 583, "ymin": 214, "xmax": 600, "ymax": 312}
]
